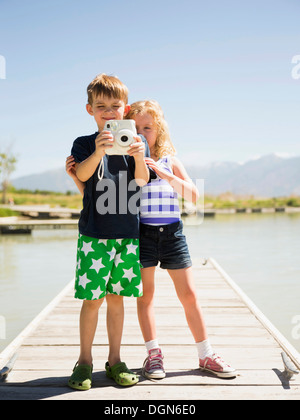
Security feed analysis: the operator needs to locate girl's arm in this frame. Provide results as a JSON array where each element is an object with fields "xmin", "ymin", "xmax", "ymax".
[
  {"xmin": 144, "ymin": 157, "xmax": 199, "ymax": 204},
  {"xmin": 66, "ymin": 155, "xmax": 85, "ymax": 196}
]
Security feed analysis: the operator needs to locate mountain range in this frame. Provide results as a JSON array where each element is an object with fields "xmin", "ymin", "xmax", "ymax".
[{"xmin": 11, "ymin": 154, "xmax": 300, "ymax": 197}]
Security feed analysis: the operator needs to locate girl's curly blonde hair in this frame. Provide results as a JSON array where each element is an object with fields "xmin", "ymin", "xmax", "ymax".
[{"xmin": 126, "ymin": 100, "xmax": 176, "ymax": 159}]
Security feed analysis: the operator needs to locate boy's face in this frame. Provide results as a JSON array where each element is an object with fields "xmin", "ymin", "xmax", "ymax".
[{"xmin": 86, "ymin": 94, "xmax": 130, "ymax": 131}]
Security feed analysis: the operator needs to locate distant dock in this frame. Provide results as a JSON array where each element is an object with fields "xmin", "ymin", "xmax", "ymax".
[
  {"xmin": 1, "ymin": 205, "xmax": 300, "ymax": 234},
  {"xmin": 0, "ymin": 205, "xmax": 80, "ymax": 234},
  {"xmin": 0, "ymin": 258, "xmax": 299, "ymax": 400},
  {"xmin": 1, "ymin": 205, "xmax": 81, "ymax": 219},
  {"xmin": 0, "ymin": 218, "xmax": 78, "ymax": 234}
]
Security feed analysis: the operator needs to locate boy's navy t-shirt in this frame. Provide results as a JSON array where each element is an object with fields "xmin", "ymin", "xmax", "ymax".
[{"xmin": 71, "ymin": 132, "xmax": 151, "ymax": 239}]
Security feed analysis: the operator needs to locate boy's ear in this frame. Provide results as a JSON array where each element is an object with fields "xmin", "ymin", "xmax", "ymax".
[
  {"xmin": 86, "ymin": 103, "xmax": 94, "ymax": 116},
  {"xmin": 124, "ymin": 104, "xmax": 131, "ymax": 117}
]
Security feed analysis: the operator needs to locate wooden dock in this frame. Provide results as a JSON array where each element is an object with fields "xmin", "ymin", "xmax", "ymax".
[
  {"xmin": 0, "ymin": 258, "xmax": 299, "ymax": 400},
  {"xmin": 0, "ymin": 217, "xmax": 78, "ymax": 234}
]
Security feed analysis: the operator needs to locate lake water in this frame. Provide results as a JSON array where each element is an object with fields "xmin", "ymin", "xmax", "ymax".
[{"xmin": 0, "ymin": 213, "xmax": 300, "ymax": 355}]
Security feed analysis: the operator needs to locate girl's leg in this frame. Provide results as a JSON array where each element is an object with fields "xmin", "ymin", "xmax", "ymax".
[
  {"xmin": 167, "ymin": 266, "xmax": 208, "ymax": 343},
  {"xmin": 137, "ymin": 266, "xmax": 157, "ymax": 342},
  {"xmin": 137, "ymin": 267, "xmax": 165, "ymax": 379},
  {"xmin": 78, "ymin": 298, "xmax": 104, "ymax": 366},
  {"xmin": 168, "ymin": 266, "xmax": 237, "ymax": 378},
  {"xmin": 106, "ymin": 294, "xmax": 124, "ymax": 367}
]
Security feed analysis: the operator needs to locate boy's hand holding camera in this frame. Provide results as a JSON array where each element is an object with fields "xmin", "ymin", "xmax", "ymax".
[
  {"xmin": 95, "ymin": 130, "xmax": 145, "ymax": 162},
  {"xmin": 76, "ymin": 119, "xmax": 148, "ymax": 185},
  {"xmin": 127, "ymin": 135, "xmax": 145, "ymax": 162},
  {"xmin": 94, "ymin": 130, "xmax": 114, "ymax": 159}
]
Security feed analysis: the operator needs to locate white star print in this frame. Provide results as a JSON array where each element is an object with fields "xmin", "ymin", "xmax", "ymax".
[
  {"xmin": 122, "ymin": 268, "xmax": 136, "ymax": 282},
  {"xmin": 81, "ymin": 241, "xmax": 94, "ymax": 256},
  {"xmin": 114, "ymin": 253, "xmax": 124, "ymax": 267},
  {"xmin": 91, "ymin": 286, "xmax": 102, "ymax": 300},
  {"xmin": 79, "ymin": 273, "xmax": 91, "ymax": 289},
  {"xmin": 98, "ymin": 239, "xmax": 108, "ymax": 246},
  {"xmin": 103, "ymin": 274, "xmax": 110, "ymax": 285},
  {"xmin": 107, "ymin": 249, "xmax": 116, "ymax": 261},
  {"xmin": 76, "ymin": 258, "xmax": 81, "ymax": 270},
  {"xmin": 126, "ymin": 243, "xmax": 138, "ymax": 255},
  {"xmin": 111, "ymin": 281, "xmax": 124, "ymax": 294},
  {"xmin": 137, "ymin": 282, "xmax": 143, "ymax": 294},
  {"xmin": 90, "ymin": 258, "xmax": 105, "ymax": 273}
]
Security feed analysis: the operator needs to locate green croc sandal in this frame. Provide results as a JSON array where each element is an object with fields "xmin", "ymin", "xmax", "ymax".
[
  {"xmin": 105, "ymin": 361, "xmax": 139, "ymax": 387},
  {"xmin": 68, "ymin": 363, "xmax": 93, "ymax": 391}
]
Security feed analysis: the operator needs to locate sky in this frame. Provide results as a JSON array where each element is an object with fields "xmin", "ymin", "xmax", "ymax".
[{"xmin": 0, "ymin": 0, "xmax": 300, "ymax": 178}]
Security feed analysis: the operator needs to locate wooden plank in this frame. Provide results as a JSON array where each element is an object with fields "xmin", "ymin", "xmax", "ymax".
[
  {"xmin": 1, "ymin": 259, "xmax": 300, "ymax": 400},
  {"xmin": 8, "ymin": 345, "xmax": 287, "ymax": 371},
  {"xmin": 5, "ymin": 368, "xmax": 296, "ymax": 387}
]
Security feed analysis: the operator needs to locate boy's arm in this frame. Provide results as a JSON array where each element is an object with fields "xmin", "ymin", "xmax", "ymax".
[
  {"xmin": 76, "ymin": 155, "xmax": 101, "ymax": 182},
  {"xmin": 128, "ymin": 136, "xmax": 150, "ymax": 187},
  {"xmin": 134, "ymin": 159, "xmax": 150, "ymax": 187},
  {"xmin": 73, "ymin": 172, "xmax": 85, "ymax": 196},
  {"xmin": 76, "ymin": 131, "xmax": 114, "ymax": 182}
]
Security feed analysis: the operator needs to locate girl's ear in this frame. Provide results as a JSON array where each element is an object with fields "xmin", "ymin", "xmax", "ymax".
[
  {"xmin": 86, "ymin": 103, "xmax": 94, "ymax": 116},
  {"xmin": 124, "ymin": 104, "xmax": 131, "ymax": 117}
]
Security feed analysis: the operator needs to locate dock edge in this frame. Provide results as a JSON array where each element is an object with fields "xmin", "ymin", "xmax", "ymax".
[
  {"xmin": 0, "ymin": 280, "xmax": 74, "ymax": 371},
  {"xmin": 209, "ymin": 257, "xmax": 300, "ymax": 370}
]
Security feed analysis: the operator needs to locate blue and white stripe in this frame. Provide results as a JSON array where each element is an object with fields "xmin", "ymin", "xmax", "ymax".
[{"xmin": 140, "ymin": 156, "xmax": 181, "ymax": 225}]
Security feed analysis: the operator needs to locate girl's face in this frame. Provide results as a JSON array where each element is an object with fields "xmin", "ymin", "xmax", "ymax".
[{"xmin": 133, "ymin": 113, "xmax": 158, "ymax": 152}]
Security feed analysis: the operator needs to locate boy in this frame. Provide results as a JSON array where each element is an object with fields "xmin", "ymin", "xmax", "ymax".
[{"xmin": 68, "ymin": 74, "xmax": 150, "ymax": 390}]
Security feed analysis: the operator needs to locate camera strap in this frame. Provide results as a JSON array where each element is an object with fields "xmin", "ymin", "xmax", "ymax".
[{"xmin": 97, "ymin": 157, "xmax": 104, "ymax": 181}]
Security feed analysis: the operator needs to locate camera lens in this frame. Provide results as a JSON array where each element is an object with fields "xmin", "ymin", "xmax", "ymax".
[
  {"xmin": 121, "ymin": 136, "xmax": 129, "ymax": 142},
  {"xmin": 107, "ymin": 124, "xmax": 110, "ymax": 128}
]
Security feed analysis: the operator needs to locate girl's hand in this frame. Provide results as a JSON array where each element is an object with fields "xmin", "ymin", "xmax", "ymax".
[
  {"xmin": 144, "ymin": 157, "xmax": 172, "ymax": 181},
  {"xmin": 65, "ymin": 155, "xmax": 86, "ymax": 196},
  {"xmin": 66, "ymin": 155, "xmax": 78, "ymax": 180},
  {"xmin": 128, "ymin": 136, "xmax": 145, "ymax": 162}
]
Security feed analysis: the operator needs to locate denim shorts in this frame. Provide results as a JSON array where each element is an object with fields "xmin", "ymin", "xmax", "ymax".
[{"xmin": 140, "ymin": 220, "xmax": 192, "ymax": 270}]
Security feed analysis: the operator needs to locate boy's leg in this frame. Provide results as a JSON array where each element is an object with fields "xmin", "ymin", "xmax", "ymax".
[
  {"xmin": 106, "ymin": 237, "xmax": 143, "ymax": 364},
  {"xmin": 78, "ymin": 298, "xmax": 104, "ymax": 366},
  {"xmin": 105, "ymin": 293, "xmax": 139, "ymax": 386},
  {"xmin": 106, "ymin": 294, "xmax": 124, "ymax": 367},
  {"xmin": 68, "ymin": 298, "xmax": 104, "ymax": 390}
]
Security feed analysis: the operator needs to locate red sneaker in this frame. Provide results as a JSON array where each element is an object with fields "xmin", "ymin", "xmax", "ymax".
[
  {"xmin": 142, "ymin": 348, "xmax": 166, "ymax": 379},
  {"xmin": 199, "ymin": 353, "xmax": 236, "ymax": 378}
]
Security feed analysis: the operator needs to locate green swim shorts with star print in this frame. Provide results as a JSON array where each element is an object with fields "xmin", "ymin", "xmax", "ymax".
[{"xmin": 74, "ymin": 234, "xmax": 143, "ymax": 300}]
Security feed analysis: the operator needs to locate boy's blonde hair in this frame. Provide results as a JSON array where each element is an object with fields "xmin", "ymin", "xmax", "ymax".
[
  {"xmin": 126, "ymin": 100, "xmax": 176, "ymax": 158},
  {"xmin": 87, "ymin": 73, "xmax": 129, "ymax": 105}
]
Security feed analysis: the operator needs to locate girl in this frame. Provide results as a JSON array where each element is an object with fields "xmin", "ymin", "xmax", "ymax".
[{"xmin": 125, "ymin": 100, "xmax": 236, "ymax": 379}]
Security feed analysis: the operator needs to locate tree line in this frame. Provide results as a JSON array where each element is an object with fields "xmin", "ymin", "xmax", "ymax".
[{"xmin": 0, "ymin": 150, "xmax": 17, "ymax": 204}]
